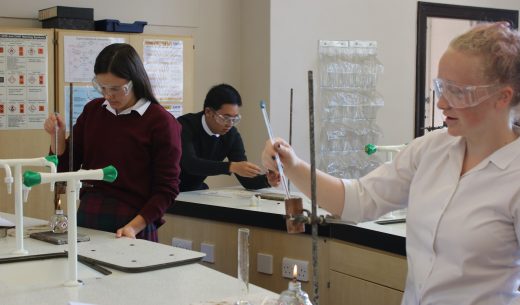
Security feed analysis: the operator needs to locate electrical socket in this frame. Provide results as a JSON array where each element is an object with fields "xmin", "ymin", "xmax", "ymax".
[
  {"xmin": 282, "ymin": 257, "xmax": 309, "ymax": 282},
  {"xmin": 200, "ymin": 243, "xmax": 215, "ymax": 263},
  {"xmin": 172, "ymin": 237, "xmax": 193, "ymax": 250}
]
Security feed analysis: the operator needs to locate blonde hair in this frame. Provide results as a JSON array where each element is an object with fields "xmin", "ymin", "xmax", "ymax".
[{"xmin": 450, "ymin": 22, "xmax": 520, "ymax": 106}]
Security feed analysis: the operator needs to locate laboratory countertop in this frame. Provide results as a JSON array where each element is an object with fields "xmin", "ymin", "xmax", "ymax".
[
  {"xmin": 0, "ymin": 212, "xmax": 278, "ymax": 305},
  {"xmin": 168, "ymin": 188, "xmax": 406, "ymax": 256}
]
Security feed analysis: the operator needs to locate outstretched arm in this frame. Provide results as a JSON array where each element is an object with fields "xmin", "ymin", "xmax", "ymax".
[{"xmin": 262, "ymin": 138, "xmax": 345, "ymax": 216}]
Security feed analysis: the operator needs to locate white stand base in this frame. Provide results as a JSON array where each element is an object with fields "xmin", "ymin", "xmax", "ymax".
[
  {"xmin": 12, "ymin": 249, "xmax": 28, "ymax": 255},
  {"xmin": 63, "ymin": 280, "xmax": 83, "ymax": 287}
]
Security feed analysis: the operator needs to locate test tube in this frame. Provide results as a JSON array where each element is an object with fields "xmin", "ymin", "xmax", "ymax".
[
  {"xmin": 259, "ymin": 101, "xmax": 290, "ymax": 199},
  {"xmin": 237, "ymin": 228, "xmax": 250, "ymax": 294}
]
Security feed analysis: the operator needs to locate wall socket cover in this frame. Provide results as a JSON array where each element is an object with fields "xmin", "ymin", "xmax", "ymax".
[
  {"xmin": 282, "ymin": 257, "xmax": 309, "ymax": 282},
  {"xmin": 257, "ymin": 253, "xmax": 273, "ymax": 274},
  {"xmin": 172, "ymin": 237, "xmax": 193, "ymax": 250},
  {"xmin": 200, "ymin": 243, "xmax": 215, "ymax": 263}
]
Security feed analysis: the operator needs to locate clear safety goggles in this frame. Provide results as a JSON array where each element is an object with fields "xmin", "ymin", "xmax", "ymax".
[
  {"xmin": 432, "ymin": 78, "xmax": 501, "ymax": 109},
  {"xmin": 211, "ymin": 108, "xmax": 241, "ymax": 126},
  {"xmin": 92, "ymin": 78, "xmax": 133, "ymax": 97}
]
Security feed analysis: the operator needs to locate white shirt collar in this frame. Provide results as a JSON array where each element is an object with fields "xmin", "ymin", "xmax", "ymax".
[
  {"xmin": 102, "ymin": 98, "xmax": 151, "ymax": 116},
  {"xmin": 202, "ymin": 114, "xmax": 220, "ymax": 137},
  {"xmin": 483, "ymin": 125, "xmax": 520, "ymax": 170}
]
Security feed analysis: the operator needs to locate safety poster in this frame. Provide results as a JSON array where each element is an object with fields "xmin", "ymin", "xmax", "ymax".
[{"xmin": 0, "ymin": 33, "xmax": 48, "ymax": 130}]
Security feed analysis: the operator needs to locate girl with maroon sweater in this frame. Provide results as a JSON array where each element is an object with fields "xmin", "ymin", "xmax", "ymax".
[{"xmin": 43, "ymin": 43, "xmax": 182, "ymax": 242}]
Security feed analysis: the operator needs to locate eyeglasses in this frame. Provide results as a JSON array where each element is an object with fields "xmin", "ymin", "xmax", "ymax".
[
  {"xmin": 92, "ymin": 78, "xmax": 133, "ymax": 97},
  {"xmin": 432, "ymin": 78, "xmax": 501, "ymax": 109},
  {"xmin": 211, "ymin": 108, "xmax": 241, "ymax": 126}
]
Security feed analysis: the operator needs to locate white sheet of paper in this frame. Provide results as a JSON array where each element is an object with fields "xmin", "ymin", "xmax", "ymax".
[{"xmin": 0, "ymin": 215, "xmax": 14, "ymax": 227}]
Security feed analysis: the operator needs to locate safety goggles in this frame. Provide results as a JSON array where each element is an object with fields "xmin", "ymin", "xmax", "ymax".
[
  {"xmin": 211, "ymin": 108, "xmax": 241, "ymax": 126},
  {"xmin": 432, "ymin": 78, "xmax": 501, "ymax": 109},
  {"xmin": 92, "ymin": 78, "xmax": 133, "ymax": 97}
]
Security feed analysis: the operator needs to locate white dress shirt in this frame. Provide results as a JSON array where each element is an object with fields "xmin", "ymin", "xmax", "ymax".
[
  {"xmin": 102, "ymin": 98, "xmax": 151, "ymax": 116},
  {"xmin": 201, "ymin": 114, "xmax": 220, "ymax": 137},
  {"xmin": 341, "ymin": 128, "xmax": 520, "ymax": 305}
]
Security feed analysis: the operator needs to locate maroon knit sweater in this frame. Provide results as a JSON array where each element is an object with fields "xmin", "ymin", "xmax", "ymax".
[{"xmin": 58, "ymin": 98, "xmax": 182, "ymax": 226}]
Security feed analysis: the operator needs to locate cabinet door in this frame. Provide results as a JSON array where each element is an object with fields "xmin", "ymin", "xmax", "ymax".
[
  {"xmin": 330, "ymin": 240, "xmax": 407, "ymax": 291},
  {"xmin": 329, "ymin": 270, "xmax": 403, "ymax": 305}
]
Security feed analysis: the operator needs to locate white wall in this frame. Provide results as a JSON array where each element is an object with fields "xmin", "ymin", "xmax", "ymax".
[
  {"xmin": 239, "ymin": 0, "xmax": 270, "ymax": 165},
  {"xmin": 0, "ymin": 0, "xmax": 199, "ymax": 33},
  {"xmin": 270, "ymin": 0, "xmax": 520, "ymax": 165}
]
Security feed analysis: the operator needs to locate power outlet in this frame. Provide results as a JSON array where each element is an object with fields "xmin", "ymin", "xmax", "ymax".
[
  {"xmin": 200, "ymin": 243, "xmax": 215, "ymax": 263},
  {"xmin": 172, "ymin": 237, "xmax": 193, "ymax": 250},
  {"xmin": 282, "ymin": 257, "xmax": 309, "ymax": 282}
]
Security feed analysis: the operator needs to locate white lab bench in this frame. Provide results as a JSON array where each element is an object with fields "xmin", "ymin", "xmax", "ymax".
[{"xmin": 0, "ymin": 212, "xmax": 278, "ymax": 305}]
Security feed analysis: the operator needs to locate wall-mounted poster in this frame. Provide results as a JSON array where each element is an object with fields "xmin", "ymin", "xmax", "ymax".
[
  {"xmin": 143, "ymin": 39, "xmax": 183, "ymax": 116},
  {"xmin": 0, "ymin": 33, "xmax": 48, "ymax": 130},
  {"xmin": 64, "ymin": 36, "xmax": 125, "ymax": 83}
]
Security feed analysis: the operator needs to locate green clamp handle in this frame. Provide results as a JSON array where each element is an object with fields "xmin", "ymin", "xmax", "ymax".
[
  {"xmin": 102, "ymin": 165, "xmax": 118, "ymax": 183},
  {"xmin": 364, "ymin": 144, "xmax": 377, "ymax": 156},
  {"xmin": 45, "ymin": 155, "xmax": 58, "ymax": 166},
  {"xmin": 23, "ymin": 171, "xmax": 41, "ymax": 187}
]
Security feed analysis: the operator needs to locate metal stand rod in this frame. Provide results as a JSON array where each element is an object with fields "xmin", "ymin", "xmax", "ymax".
[
  {"xmin": 289, "ymin": 88, "xmax": 294, "ymax": 146},
  {"xmin": 54, "ymin": 111, "xmax": 62, "ymax": 210},
  {"xmin": 54, "ymin": 112, "xmax": 59, "ymax": 156},
  {"xmin": 69, "ymin": 83, "xmax": 74, "ymax": 172},
  {"xmin": 288, "ymin": 88, "xmax": 294, "ymax": 193},
  {"xmin": 308, "ymin": 71, "xmax": 319, "ymax": 305}
]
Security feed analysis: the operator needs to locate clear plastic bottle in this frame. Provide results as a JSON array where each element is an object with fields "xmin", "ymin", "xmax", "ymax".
[
  {"xmin": 49, "ymin": 209, "xmax": 68, "ymax": 233},
  {"xmin": 277, "ymin": 281, "xmax": 312, "ymax": 305}
]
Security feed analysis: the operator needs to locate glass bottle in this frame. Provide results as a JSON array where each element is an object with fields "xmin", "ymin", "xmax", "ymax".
[
  {"xmin": 49, "ymin": 209, "xmax": 68, "ymax": 233},
  {"xmin": 278, "ymin": 280, "xmax": 313, "ymax": 305}
]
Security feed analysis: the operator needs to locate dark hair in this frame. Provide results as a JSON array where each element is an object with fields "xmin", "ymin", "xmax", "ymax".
[
  {"xmin": 94, "ymin": 43, "xmax": 158, "ymax": 104},
  {"xmin": 203, "ymin": 84, "xmax": 242, "ymax": 110}
]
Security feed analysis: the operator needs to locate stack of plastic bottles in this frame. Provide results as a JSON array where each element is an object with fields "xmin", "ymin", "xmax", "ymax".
[{"xmin": 318, "ymin": 40, "xmax": 384, "ymax": 179}]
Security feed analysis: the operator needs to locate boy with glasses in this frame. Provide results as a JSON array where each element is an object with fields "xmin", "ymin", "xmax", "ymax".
[{"xmin": 178, "ymin": 84, "xmax": 279, "ymax": 191}]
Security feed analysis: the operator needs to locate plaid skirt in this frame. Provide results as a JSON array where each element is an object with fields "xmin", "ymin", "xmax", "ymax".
[{"xmin": 78, "ymin": 192, "xmax": 158, "ymax": 242}]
